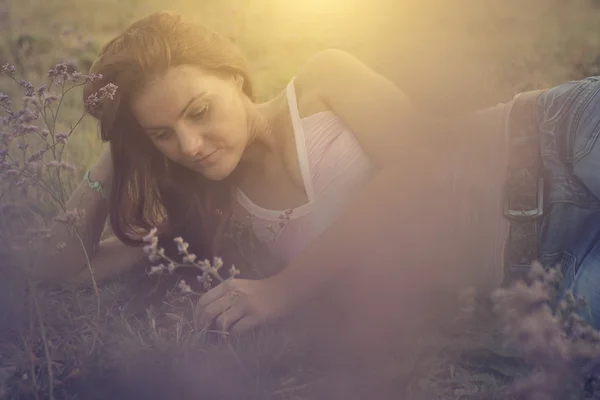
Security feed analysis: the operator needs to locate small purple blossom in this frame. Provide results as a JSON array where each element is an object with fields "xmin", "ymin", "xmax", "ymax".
[
  {"xmin": 0, "ymin": 64, "xmax": 15, "ymax": 77},
  {"xmin": 14, "ymin": 123, "xmax": 38, "ymax": 136},
  {"xmin": 43, "ymin": 92, "xmax": 60, "ymax": 106},
  {"xmin": 27, "ymin": 150, "xmax": 45, "ymax": 162},
  {"xmin": 47, "ymin": 63, "xmax": 71, "ymax": 81},
  {"xmin": 84, "ymin": 73, "xmax": 103, "ymax": 84},
  {"xmin": 84, "ymin": 83, "xmax": 118, "ymax": 113},
  {"xmin": 55, "ymin": 132, "xmax": 68, "ymax": 143},
  {"xmin": 18, "ymin": 80, "xmax": 35, "ymax": 97},
  {"xmin": 16, "ymin": 107, "xmax": 39, "ymax": 124}
]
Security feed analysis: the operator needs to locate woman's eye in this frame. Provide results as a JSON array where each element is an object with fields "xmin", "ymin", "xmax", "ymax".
[
  {"xmin": 191, "ymin": 105, "xmax": 209, "ymax": 120},
  {"xmin": 154, "ymin": 131, "xmax": 171, "ymax": 140}
]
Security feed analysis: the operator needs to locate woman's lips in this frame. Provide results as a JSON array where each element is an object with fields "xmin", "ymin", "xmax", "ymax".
[{"xmin": 195, "ymin": 149, "xmax": 219, "ymax": 166}]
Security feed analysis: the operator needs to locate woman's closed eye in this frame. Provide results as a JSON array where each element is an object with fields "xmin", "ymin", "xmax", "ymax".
[
  {"xmin": 190, "ymin": 104, "xmax": 209, "ymax": 120},
  {"xmin": 153, "ymin": 130, "xmax": 171, "ymax": 141}
]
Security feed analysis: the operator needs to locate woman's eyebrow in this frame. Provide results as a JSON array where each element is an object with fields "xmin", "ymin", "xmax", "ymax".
[{"xmin": 142, "ymin": 91, "xmax": 207, "ymax": 131}]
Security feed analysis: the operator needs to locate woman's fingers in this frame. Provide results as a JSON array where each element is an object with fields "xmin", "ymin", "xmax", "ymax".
[
  {"xmin": 195, "ymin": 289, "xmax": 238, "ymax": 329},
  {"xmin": 196, "ymin": 281, "xmax": 229, "ymax": 309},
  {"xmin": 215, "ymin": 302, "xmax": 247, "ymax": 332},
  {"xmin": 231, "ymin": 316, "xmax": 259, "ymax": 333}
]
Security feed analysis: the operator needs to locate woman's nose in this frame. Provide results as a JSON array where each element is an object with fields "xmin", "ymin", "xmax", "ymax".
[{"xmin": 177, "ymin": 128, "xmax": 205, "ymax": 158}]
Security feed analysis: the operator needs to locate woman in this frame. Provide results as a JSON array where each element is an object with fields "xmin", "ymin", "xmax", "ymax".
[{"xmin": 35, "ymin": 10, "xmax": 598, "ymax": 335}]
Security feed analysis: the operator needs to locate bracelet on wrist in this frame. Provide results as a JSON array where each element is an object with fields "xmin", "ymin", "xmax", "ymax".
[{"xmin": 83, "ymin": 170, "xmax": 108, "ymax": 200}]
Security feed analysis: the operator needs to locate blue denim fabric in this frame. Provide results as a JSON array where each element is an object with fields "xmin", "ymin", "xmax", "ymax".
[{"xmin": 536, "ymin": 76, "xmax": 600, "ymax": 329}]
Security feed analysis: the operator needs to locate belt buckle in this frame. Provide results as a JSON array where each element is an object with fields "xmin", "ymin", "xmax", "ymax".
[{"xmin": 503, "ymin": 177, "xmax": 545, "ymax": 221}]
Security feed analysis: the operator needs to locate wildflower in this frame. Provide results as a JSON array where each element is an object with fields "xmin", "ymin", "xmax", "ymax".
[
  {"xmin": 43, "ymin": 92, "xmax": 60, "ymax": 106},
  {"xmin": 82, "ymin": 73, "xmax": 103, "ymax": 84},
  {"xmin": 0, "ymin": 64, "xmax": 15, "ymax": 77},
  {"xmin": 177, "ymin": 279, "xmax": 192, "ymax": 294},
  {"xmin": 213, "ymin": 256, "xmax": 224, "ymax": 270},
  {"xmin": 142, "ymin": 227, "xmax": 158, "ymax": 243},
  {"xmin": 228, "ymin": 264, "xmax": 241, "ymax": 278},
  {"xmin": 84, "ymin": 83, "xmax": 117, "ymax": 112},
  {"xmin": 0, "ymin": 93, "xmax": 9, "ymax": 107},
  {"xmin": 167, "ymin": 262, "xmax": 176, "ymax": 273},
  {"xmin": 182, "ymin": 253, "xmax": 197, "ymax": 263},
  {"xmin": 18, "ymin": 80, "xmax": 35, "ymax": 97},
  {"xmin": 55, "ymin": 132, "xmax": 68, "ymax": 143},
  {"xmin": 47, "ymin": 62, "xmax": 71, "ymax": 81},
  {"xmin": 198, "ymin": 274, "xmax": 213, "ymax": 291},
  {"xmin": 174, "ymin": 236, "xmax": 189, "ymax": 254},
  {"xmin": 148, "ymin": 264, "xmax": 165, "ymax": 275}
]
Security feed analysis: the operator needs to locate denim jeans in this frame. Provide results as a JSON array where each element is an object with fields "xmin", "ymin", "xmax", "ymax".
[{"xmin": 536, "ymin": 76, "xmax": 600, "ymax": 329}]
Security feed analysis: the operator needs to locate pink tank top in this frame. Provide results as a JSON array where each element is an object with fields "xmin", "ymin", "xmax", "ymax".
[{"xmin": 236, "ymin": 78, "xmax": 375, "ymax": 264}]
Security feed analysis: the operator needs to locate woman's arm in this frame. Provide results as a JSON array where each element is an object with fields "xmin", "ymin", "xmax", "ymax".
[
  {"xmin": 32, "ymin": 147, "xmax": 143, "ymax": 285},
  {"xmin": 270, "ymin": 50, "xmax": 455, "ymax": 306},
  {"xmin": 69, "ymin": 236, "xmax": 147, "ymax": 286}
]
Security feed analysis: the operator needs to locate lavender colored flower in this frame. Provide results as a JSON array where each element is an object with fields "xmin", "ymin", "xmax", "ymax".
[
  {"xmin": 18, "ymin": 80, "xmax": 35, "ymax": 97},
  {"xmin": 14, "ymin": 123, "xmax": 38, "ymax": 136},
  {"xmin": 26, "ymin": 149, "xmax": 42, "ymax": 163},
  {"xmin": 43, "ymin": 92, "xmax": 60, "ymax": 106},
  {"xmin": 0, "ymin": 64, "xmax": 15, "ymax": 77},
  {"xmin": 84, "ymin": 73, "xmax": 103, "ymax": 84},
  {"xmin": 16, "ymin": 107, "xmax": 39, "ymax": 124},
  {"xmin": 47, "ymin": 63, "xmax": 71, "ymax": 81},
  {"xmin": 84, "ymin": 83, "xmax": 117, "ymax": 113}
]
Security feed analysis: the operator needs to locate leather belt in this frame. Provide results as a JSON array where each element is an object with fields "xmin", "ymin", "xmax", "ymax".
[{"xmin": 502, "ymin": 89, "xmax": 546, "ymax": 284}]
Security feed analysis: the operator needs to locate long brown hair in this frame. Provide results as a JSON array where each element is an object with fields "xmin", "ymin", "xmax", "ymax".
[{"xmin": 83, "ymin": 11, "xmax": 254, "ymax": 262}]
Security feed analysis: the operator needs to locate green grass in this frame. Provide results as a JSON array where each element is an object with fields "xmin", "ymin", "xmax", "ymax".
[{"xmin": 2, "ymin": 0, "xmax": 600, "ymax": 398}]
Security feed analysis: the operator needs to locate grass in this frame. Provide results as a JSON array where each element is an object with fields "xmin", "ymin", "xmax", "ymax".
[{"xmin": 2, "ymin": 0, "xmax": 600, "ymax": 398}]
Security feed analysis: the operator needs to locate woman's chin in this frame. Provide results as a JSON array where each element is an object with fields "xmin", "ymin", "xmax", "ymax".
[{"xmin": 193, "ymin": 162, "xmax": 235, "ymax": 181}]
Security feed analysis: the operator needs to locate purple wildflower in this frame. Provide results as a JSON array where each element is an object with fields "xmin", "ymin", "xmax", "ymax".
[
  {"xmin": 0, "ymin": 64, "xmax": 15, "ymax": 77},
  {"xmin": 18, "ymin": 80, "xmax": 35, "ymax": 97},
  {"xmin": 55, "ymin": 132, "xmax": 68, "ymax": 143},
  {"xmin": 47, "ymin": 63, "xmax": 71, "ymax": 81},
  {"xmin": 84, "ymin": 83, "xmax": 118, "ymax": 113},
  {"xmin": 43, "ymin": 92, "xmax": 60, "ymax": 106}
]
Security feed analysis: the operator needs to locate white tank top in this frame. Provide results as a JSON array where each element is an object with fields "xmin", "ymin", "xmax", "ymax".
[{"xmin": 236, "ymin": 78, "xmax": 375, "ymax": 264}]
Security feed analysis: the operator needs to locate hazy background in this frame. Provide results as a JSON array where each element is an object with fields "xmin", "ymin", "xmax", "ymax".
[
  {"xmin": 4, "ymin": 0, "xmax": 599, "ymax": 169},
  {"xmin": 4, "ymin": 0, "xmax": 600, "ymax": 168}
]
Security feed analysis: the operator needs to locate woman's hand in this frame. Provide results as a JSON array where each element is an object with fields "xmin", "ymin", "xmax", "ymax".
[{"xmin": 194, "ymin": 277, "xmax": 292, "ymax": 333}]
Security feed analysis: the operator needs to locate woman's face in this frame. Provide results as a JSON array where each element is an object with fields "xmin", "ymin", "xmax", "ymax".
[{"xmin": 130, "ymin": 65, "xmax": 250, "ymax": 181}]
